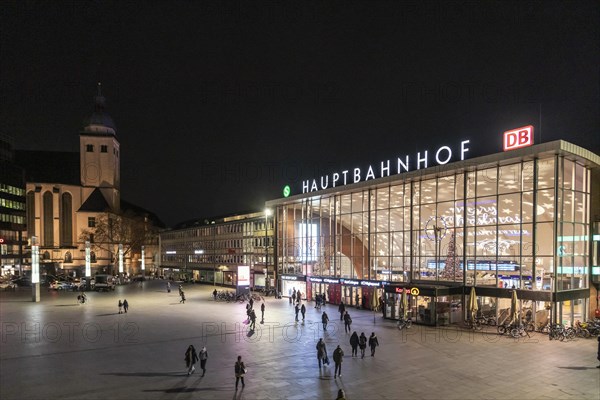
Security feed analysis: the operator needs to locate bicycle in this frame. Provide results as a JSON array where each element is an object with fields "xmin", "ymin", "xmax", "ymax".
[
  {"xmin": 467, "ymin": 319, "xmax": 483, "ymax": 331},
  {"xmin": 397, "ymin": 318, "xmax": 412, "ymax": 330}
]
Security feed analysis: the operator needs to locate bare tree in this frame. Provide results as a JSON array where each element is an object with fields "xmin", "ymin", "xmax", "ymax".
[{"xmin": 79, "ymin": 210, "xmax": 158, "ymax": 273}]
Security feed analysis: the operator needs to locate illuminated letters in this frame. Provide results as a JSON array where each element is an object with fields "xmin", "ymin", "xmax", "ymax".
[{"xmin": 300, "ymin": 139, "xmax": 473, "ymax": 193}]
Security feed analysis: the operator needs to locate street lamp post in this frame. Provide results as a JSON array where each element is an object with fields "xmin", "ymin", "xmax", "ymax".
[{"xmin": 265, "ymin": 209, "xmax": 272, "ymax": 292}]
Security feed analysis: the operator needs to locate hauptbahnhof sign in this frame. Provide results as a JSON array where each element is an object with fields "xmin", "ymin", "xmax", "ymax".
[{"xmin": 298, "ymin": 139, "xmax": 471, "ymax": 194}]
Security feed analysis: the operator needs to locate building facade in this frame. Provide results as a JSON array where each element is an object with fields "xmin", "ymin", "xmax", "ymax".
[
  {"xmin": 0, "ymin": 134, "xmax": 27, "ymax": 276},
  {"xmin": 17, "ymin": 84, "xmax": 161, "ymax": 278},
  {"xmin": 159, "ymin": 211, "xmax": 274, "ymax": 288},
  {"xmin": 267, "ymin": 139, "xmax": 600, "ymax": 327}
]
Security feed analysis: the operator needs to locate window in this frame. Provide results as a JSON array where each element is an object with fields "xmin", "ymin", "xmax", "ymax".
[
  {"xmin": 64, "ymin": 252, "xmax": 72, "ymax": 263},
  {"xmin": 88, "ymin": 217, "xmax": 96, "ymax": 228},
  {"xmin": 100, "ymin": 145, "xmax": 108, "ymax": 153},
  {"xmin": 86, "ymin": 144, "xmax": 94, "ymax": 152}
]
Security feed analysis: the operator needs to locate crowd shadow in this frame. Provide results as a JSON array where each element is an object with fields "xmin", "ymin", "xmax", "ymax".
[
  {"xmin": 54, "ymin": 304, "xmax": 79, "ymax": 307},
  {"xmin": 557, "ymin": 366, "xmax": 598, "ymax": 370},
  {"xmin": 101, "ymin": 371, "xmax": 183, "ymax": 377},
  {"xmin": 143, "ymin": 386, "xmax": 231, "ymax": 393}
]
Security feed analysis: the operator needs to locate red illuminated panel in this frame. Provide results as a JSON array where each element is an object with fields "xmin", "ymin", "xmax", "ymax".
[{"xmin": 503, "ymin": 125, "xmax": 534, "ymax": 151}]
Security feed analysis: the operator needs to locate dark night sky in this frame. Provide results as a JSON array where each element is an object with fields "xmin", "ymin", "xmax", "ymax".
[{"xmin": 2, "ymin": 1, "xmax": 599, "ymax": 227}]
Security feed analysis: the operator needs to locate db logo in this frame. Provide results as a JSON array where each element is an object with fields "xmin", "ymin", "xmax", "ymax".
[{"xmin": 503, "ymin": 125, "xmax": 534, "ymax": 151}]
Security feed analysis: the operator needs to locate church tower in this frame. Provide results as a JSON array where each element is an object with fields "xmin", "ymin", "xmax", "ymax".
[{"xmin": 79, "ymin": 83, "xmax": 120, "ymax": 211}]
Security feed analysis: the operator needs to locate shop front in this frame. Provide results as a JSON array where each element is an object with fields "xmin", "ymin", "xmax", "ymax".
[
  {"xmin": 385, "ymin": 284, "xmax": 464, "ymax": 326},
  {"xmin": 280, "ymin": 274, "xmax": 307, "ymax": 300},
  {"xmin": 308, "ymin": 276, "xmax": 387, "ymax": 310}
]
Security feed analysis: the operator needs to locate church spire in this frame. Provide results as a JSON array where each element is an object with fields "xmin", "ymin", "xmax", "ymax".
[{"xmin": 94, "ymin": 82, "xmax": 106, "ymax": 110}]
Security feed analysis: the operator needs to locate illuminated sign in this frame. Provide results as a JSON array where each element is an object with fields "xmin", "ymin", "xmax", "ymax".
[
  {"xmin": 282, "ymin": 275, "xmax": 299, "ymax": 281},
  {"xmin": 299, "ymin": 140, "xmax": 471, "ymax": 194},
  {"xmin": 237, "ymin": 265, "xmax": 250, "ymax": 286},
  {"xmin": 31, "ymin": 243, "xmax": 40, "ymax": 284},
  {"xmin": 283, "ymin": 185, "xmax": 291, "ymax": 197},
  {"xmin": 310, "ymin": 276, "xmax": 386, "ymax": 287},
  {"xmin": 410, "ymin": 288, "xmax": 420, "ymax": 296},
  {"xmin": 503, "ymin": 125, "xmax": 534, "ymax": 151}
]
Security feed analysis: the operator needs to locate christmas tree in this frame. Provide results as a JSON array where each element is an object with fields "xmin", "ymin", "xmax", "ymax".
[{"xmin": 440, "ymin": 231, "xmax": 463, "ymax": 281}]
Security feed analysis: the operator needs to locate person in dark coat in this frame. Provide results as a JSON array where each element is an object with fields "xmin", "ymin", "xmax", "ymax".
[
  {"xmin": 296, "ymin": 290, "xmax": 301, "ymax": 304},
  {"xmin": 249, "ymin": 309, "xmax": 257, "ymax": 330},
  {"xmin": 180, "ymin": 291, "xmax": 186, "ymax": 304},
  {"xmin": 368, "ymin": 332, "xmax": 379, "ymax": 357},
  {"xmin": 338, "ymin": 302, "xmax": 345, "ymax": 320},
  {"xmin": 185, "ymin": 345, "xmax": 199, "ymax": 375},
  {"xmin": 333, "ymin": 345, "xmax": 344, "ymax": 377},
  {"xmin": 322, "ymin": 311, "xmax": 329, "ymax": 331},
  {"xmin": 343, "ymin": 311, "xmax": 352, "ymax": 333},
  {"xmin": 316, "ymin": 338, "xmax": 327, "ymax": 368},
  {"xmin": 597, "ymin": 336, "xmax": 600, "ymax": 368},
  {"xmin": 118, "ymin": 300, "xmax": 123, "ymax": 314},
  {"xmin": 295, "ymin": 303, "xmax": 300, "ymax": 321},
  {"xmin": 359, "ymin": 332, "xmax": 367, "ymax": 358},
  {"xmin": 199, "ymin": 346, "xmax": 208, "ymax": 376},
  {"xmin": 301, "ymin": 303, "xmax": 306, "ymax": 321},
  {"xmin": 234, "ymin": 355, "xmax": 246, "ymax": 390},
  {"xmin": 261, "ymin": 302, "xmax": 265, "ymax": 321},
  {"xmin": 349, "ymin": 331, "xmax": 359, "ymax": 357},
  {"xmin": 123, "ymin": 299, "xmax": 129, "ymax": 313}
]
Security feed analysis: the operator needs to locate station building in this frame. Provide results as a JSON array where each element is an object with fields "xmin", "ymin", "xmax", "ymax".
[{"xmin": 267, "ymin": 133, "xmax": 600, "ymax": 327}]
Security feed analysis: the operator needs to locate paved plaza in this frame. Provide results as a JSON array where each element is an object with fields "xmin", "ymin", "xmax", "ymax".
[{"xmin": 1, "ymin": 280, "xmax": 598, "ymax": 400}]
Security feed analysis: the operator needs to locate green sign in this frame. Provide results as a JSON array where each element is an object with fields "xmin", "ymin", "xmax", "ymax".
[{"xmin": 283, "ymin": 185, "xmax": 291, "ymax": 197}]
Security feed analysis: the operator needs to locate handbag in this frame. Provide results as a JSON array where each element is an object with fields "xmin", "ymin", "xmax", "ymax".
[{"xmin": 324, "ymin": 356, "xmax": 329, "ymax": 365}]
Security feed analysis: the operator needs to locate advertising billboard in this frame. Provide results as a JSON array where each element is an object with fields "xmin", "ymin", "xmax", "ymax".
[{"xmin": 237, "ymin": 265, "xmax": 250, "ymax": 287}]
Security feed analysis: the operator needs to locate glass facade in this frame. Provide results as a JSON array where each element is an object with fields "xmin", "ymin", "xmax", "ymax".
[{"xmin": 271, "ymin": 144, "xmax": 599, "ymax": 327}]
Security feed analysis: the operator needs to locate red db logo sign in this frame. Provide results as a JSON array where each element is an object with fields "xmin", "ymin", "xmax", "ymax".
[{"xmin": 503, "ymin": 125, "xmax": 534, "ymax": 151}]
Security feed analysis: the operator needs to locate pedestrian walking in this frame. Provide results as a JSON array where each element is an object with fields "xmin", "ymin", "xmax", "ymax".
[
  {"xmin": 249, "ymin": 309, "xmax": 257, "ymax": 330},
  {"xmin": 333, "ymin": 345, "xmax": 344, "ymax": 378},
  {"xmin": 322, "ymin": 311, "xmax": 329, "ymax": 331},
  {"xmin": 213, "ymin": 289, "xmax": 217, "ymax": 300},
  {"xmin": 597, "ymin": 336, "xmax": 600, "ymax": 368},
  {"xmin": 336, "ymin": 389, "xmax": 347, "ymax": 400},
  {"xmin": 249, "ymin": 297, "xmax": 254, "ymax": 310},
  {"xmin": 118, "ymin": 300, "xmax": 123, "ymax": 314},
  {"xmin": 316, "ymin": 338, "xmax": 328, "ymax": 368},
  {"xmin": 338, "ymin": 301, "xmax": 345, "ymax": 320},
  {"xmin": 246, "ymin": 303, "xmax": 252, "ymax": 317},
  {"xmin": 199, "ymin": 346, "xmax": 208, "ymax": 376},
  {"xmin": 123, "ymin": 299, "xmax": 129, "ymax": 313},
  {"xmin": 295, "ymin": 303, "xmax": 300, "ymax": 321},
  {"xmin": 234, "ymin": 355, "xmax": 246, "ymax": 390},
  {"xmin": 355, "ymin": 293, "xmax": 359, "ymax": 308},
  {"xmin": 343, "ymin": 311, "xmax": 352, "ymax": 333},
  {"xmin": 180, "ymin": 291, "xmax": 186, "ymax": 304},
  {"xmin": 349, "ymin": 331, "xmax": 359, "ymax": 357},
  {"xmin": 301, "ymin": 303, "xmax": 306, "ymax": 321},
  {"xmin": 296, "ymin": 290, "xmax": 301, "ymax": 304},
  {"xmin": 315, "ymin": 294, "xmax": 321, "ymax": 308},
  {"xmin": 359, "ymin": 332, "xmax": 367, "ymax": 358},
  {"xmin": 260, "ymin": 302, "xmax": 265, "ymax": 321},
  {"xmin": 369, "ymin": 332, "xmax": 379, "ymax": 357},
  {"xmin": 166, "ymin": 281, "xmax": 171, "ymax": 293},
  {"xmin": 185, "ymin": 345, "xmax": 199, "ymax": 375}
]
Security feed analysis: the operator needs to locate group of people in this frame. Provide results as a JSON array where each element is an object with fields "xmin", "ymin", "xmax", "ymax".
[
  {"xmin": 294, "ymin": 302, "xmax": 307, "ymax": 322},
  {"xmin": 184, "ymin": 346, "xmax": 248, "ymax": 392},
  {"xmin": 316, "ymin": 331, "xmax": 380, "ymax": 377},
  {"xmin": 184, "ymin": 344, "xmax": 208, "ymax": 376},
  {"xmin": 245, "ymin": 298, "xmax": 265, "ymax": 330},
  {"xmin": 288, "ymin": 287, "xmax": 302, "ymax": 304},
  {"xmin": 117, "ymin": 299, "xmax": 129, "ymax": 314}
]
